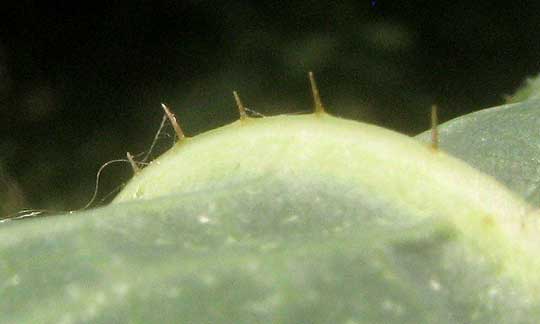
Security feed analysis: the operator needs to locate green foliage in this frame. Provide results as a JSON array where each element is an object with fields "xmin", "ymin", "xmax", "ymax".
[
  {"xmin": 416, "ymin": 98, "xmax": 540, "ymax": 206},
  {"xmin": 2, "ymin": 111, "xmax": 540, "ymax": 323}
]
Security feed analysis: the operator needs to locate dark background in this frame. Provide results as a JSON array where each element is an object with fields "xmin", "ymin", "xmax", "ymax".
[{"xmin": 2, "ymin": 1, "xmax": 540, "ymax": 216}]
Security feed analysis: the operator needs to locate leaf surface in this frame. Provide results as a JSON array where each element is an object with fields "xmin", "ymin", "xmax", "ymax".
[
  {"xmin": 416, "ymin": 99, "xmax": 540, "ymax": 205},
  {"xmin": 3, "ymin": 114, "xmax": 539, "ymax": 323}
]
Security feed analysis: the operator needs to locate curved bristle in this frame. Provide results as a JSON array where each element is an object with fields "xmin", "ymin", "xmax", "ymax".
[
  {"xmin": 126, "ymin": 152, "xmax": 140, "ymax": 174},
  {"xmin": 309, "ymin": 71, "xmax": 325, "ymax": 114},
  {"xmin": 161, "ymin": 103, "xmax": 186, "ymax": 141},
  {"xmin": 233, "ymin": 91, "xmax": 248, "ymax": 121}
]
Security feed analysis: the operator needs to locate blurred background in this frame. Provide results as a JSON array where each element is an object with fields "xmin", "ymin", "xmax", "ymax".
[{"xmin": 2, "ymin": 1, "xmax": 540, "ymax": 216}]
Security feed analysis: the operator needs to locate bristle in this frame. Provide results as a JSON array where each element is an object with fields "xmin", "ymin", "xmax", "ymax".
[
  {"xmin": 431, "ymin": 104, "xmax": 439, "ymax": 150},
  {"xmin": 233, "ymin": 91, "xmax": 248, "ymax": 121},
  {"xmin": 126, "ymin": 152, "xmax": 140, "ymax": 174},
  {"xmin": 161, "ymin": 103, "xmax": 186, "ymax": 141},
  {"xmin": 309, "ymin": 71, "xmax": 325, "ymax": 114}
]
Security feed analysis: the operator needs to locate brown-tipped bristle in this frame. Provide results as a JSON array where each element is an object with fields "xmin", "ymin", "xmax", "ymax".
[
  {"xmin": 126, "ymin": 152, "xmax": 140, "ymax": 174},
  {"xmin": 233, "ymin": 91, "xmax": 248, "ymax": 121},
  {"xmin": 161, "ymin": 103, "xmax": 186, "ymax": 141},
  {"xmin": 309, "ymin": 71, "xmax": 325, "ymax": 114},
  {"xmin": 431, "ymin": 104, "xmax": 439, "ymax": 150}
]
